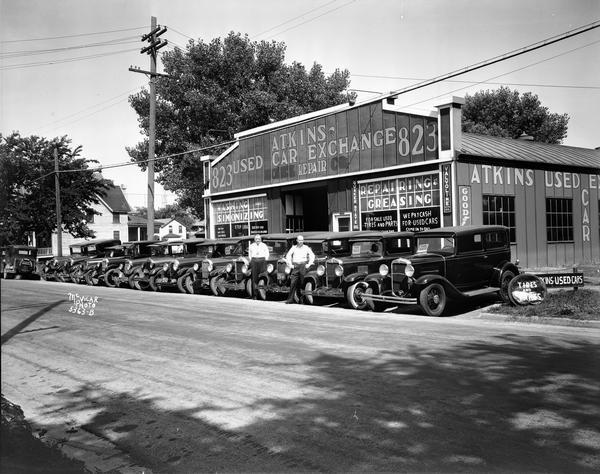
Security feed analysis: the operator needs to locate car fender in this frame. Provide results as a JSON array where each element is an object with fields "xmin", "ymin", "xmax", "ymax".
[
  {"xmin": 413, "ymin": 274, "xmax": 464, "ymax": 299},
  {"xmin": 491, "ymin": 261, "xmax": 520, "ymax": 286},
  {"xmin": 344, "ymin": 272, "xmax": 367, "ymax": 285},
  {"xmin": 363, "ymin": 273, "xmax": 385, "ymax": 292}
]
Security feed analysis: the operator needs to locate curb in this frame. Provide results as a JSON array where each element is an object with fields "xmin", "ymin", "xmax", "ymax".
[{"xmin": 461, "ymin": 303, "xmax": 600, "ymax": 328}]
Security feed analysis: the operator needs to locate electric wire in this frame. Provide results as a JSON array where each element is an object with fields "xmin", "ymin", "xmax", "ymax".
[
  {"xmin": 0, "ymin": 26, "xmax": 147, "ymax": 44},
  {"xmin": 1, "ymin": 37, "xmax": 141, "ymax": 58},
  {"xmin": 0, "ymin": 47, "xmax": 139, "ymax": 70}
]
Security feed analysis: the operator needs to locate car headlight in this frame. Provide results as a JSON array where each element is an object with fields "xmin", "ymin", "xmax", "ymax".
[
  {"xmin": 267, "ymin": 263, "xmax": 274, "ymax": 273},
  {"xmin": 193, "ymin": 263, "xmax": 199, "ymax": 271},
  {"xmin": 125, "ymin": 260, "xmax": 132, "ymax": 271},
  {"xmin": 205, "ymin": 259, "xmax": 213, "ymax": 272},
  {"xmin": 316, "ymin": 265, "xmax": 325, "ymax": 276},
  {"xmin": 118, "ymin": 263, "xmax": 124, "ymax": 270},
  {"xmin": 334, "ymin": 265, "xmax": 344, "ymax": 277},
  {"xmin": 284, "ymin": 265, "xmax": 292, "ymax": 275},
  {"xmin": 163, "ymin": 263, "xmax": 169, "ymax": 271},
  {"xmin": 405, "ymin": 264, "xmax": 415, "ymax": 278},
  {"xmin": 102, "ymin": 258, "xmax": 109, "ymax": 269},
  {"xmin": 149, "ymin": 259, "xmax": 155, "ymax": 269},
  {"xmin": 225, "ymin": 263, "xmax": 233, "ymax": 273},
  {"xmin": 70, "ymin": 258, "xmax": 75, "ymax": 265},
  {"xmin": 379, "ymin": 264, "xmax": 389, "ymax": 276},
  {"xmin": 173, "ymin": 260, "xmax": 180, "ymax": 271},
  {"xmin": 241, "ymin": 264, "xmax": 249, "ymax": 273}
]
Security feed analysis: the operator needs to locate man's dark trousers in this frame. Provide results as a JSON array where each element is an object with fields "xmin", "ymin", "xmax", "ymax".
[
  {"xmin": 287, "ymin": 263, "xmax": 307, "ymax": 303},
  {"xmin": 250, "ymin": 257, "xmax": 266, "ymax": 298}
]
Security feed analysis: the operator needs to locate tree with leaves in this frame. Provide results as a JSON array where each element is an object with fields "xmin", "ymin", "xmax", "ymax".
[
  {"xmin": 462, "ymin": 87, "xmax": 569, "ymax": 144},
  {"xmin": 0, "ymin": 132, "xmax": 109, "ymax": 247},
  {"xmin": 128, "ymin": 32, "xmax": 354, "ymax": 217}
]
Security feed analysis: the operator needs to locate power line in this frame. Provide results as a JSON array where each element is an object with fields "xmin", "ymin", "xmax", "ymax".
[
  {"xmin": 365, "ymin": 20, "xmax": 600, "ymax": 105},
  {"xmin": 265, "ymin": 0, "xmax": 357, "ymax": 38},
  {"xmin": 0, "ymin": 26, "xmax": 147, "ymax": 44},
  {"xmin": 0, "ymin": 47, "xmax": 138, "ymax": 70},
  {"xmin": 250, "ymin": 0, "xmax": 339, "ymax": 39},
  {"xmin": 1, "ymin": 37, "xmax": 140, "ymax": 57},
  {"xmin": 401, "ymin": 38, "xmax": 600, "ymax": 109}
]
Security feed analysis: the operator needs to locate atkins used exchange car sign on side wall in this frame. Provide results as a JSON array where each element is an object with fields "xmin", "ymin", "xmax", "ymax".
[{"xmin": 210, "ymin": 102, "xmax": 438, "ymax": 194}]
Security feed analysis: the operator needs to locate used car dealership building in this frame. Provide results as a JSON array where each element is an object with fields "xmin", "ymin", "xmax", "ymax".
[{"xmin": 201, "ymin": 95, "xmax": 600, "ymax": 269}]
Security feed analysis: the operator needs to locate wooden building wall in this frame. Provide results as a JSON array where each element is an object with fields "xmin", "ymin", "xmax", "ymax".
[{"xmin": 456, "ymin": 162, "xmax": 600, "ymax": 268}]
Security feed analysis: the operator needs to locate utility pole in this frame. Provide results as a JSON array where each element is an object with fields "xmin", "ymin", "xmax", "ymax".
[
  {"xmin": 54, "ymin": 147, "xmax": 63, "ymax": 257},
  {"xmin": 130, "ymin": 17, "xmax": 168, "ymax": 240}
]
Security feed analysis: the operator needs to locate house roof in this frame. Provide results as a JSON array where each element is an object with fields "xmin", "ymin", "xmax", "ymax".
[
  {"xmin": 128, "ymin": 215, "xmax": 160, "ymax": 230},
  {"xmin": 157, "ymin": 218, "xmax": 186, "ymax": 228},
  {"xmin": 98, "ymin": 183, "xmax": 131, "ymax": 213},
  {"xmin": 459, "ymin": 133, "xmax": 600, "ymax": 171}
]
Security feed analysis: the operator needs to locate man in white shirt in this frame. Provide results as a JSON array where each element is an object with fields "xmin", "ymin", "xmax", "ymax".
[
  {"xmin": 285, "ymin": 235, "xmax": 315, "ymax": 304},
  {"xmin": 248, "ymin": 234, "xmax": 269, "ymax": 299}
]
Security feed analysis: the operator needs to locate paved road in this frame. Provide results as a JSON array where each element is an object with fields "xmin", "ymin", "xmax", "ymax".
[{"xmin": 2, "ymin": 279, "xmax": 599, "ymax": 473}]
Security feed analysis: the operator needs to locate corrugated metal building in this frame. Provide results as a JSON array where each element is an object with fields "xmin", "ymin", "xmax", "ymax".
[{"xmin": 202, "ymin": 95, "xmax": 600, "ymax": 268}]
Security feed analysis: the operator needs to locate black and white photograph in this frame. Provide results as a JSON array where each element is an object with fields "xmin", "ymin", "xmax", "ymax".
[{"xmin": 1, "ymin": 0, "xmax": 599, "ymax": 472}]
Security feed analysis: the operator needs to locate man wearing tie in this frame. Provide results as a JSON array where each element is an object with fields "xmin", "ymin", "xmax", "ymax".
[{"xmin": 285, "ymin": 235, "xmax": 315, "ymax": 304}]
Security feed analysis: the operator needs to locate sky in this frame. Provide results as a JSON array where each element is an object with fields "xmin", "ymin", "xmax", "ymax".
[{"xmin": 1, "ymin": 0, "xmax": 599, "ymax": 209}]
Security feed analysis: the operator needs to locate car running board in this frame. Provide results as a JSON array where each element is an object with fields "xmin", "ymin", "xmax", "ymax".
[{"xmin": 462, "ymin": 287, "xmax": 500, "ymax": 297}]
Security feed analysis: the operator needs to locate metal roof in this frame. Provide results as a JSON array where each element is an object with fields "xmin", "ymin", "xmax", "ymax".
[{"xmin": 460, "ymin": 133, "xmax": 600, "ymax": 170}]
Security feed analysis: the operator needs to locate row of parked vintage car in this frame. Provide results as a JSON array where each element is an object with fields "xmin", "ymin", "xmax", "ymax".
[{"xmin": 1, "ymin": 225, "xmax": 520, "ymax": 316}]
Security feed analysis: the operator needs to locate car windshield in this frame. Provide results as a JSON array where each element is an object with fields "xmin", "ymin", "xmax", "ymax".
[
  {"xmin": 168, "ymin": 245, "xmax": 185, "ymax": 255},
  {"xmin": 324, "ymin": 239, "xmax": 351, "ymax": 256},
  {"xmin": 264, "ymin": 240, "xmax": 289, "ymax": 257},
  {"xmin": 306, "ymin": 242, "xmax": 324, "ymax": 256},
  {"xmin": 17, "ymin": 250, "xmax": 33, "ymax": 255},
  {"xmin": 150, "ymin": 246, "xmax": 166, "ymax": 256},
  {"xmin": 350, "ymin": 240, "xmax": 382, "ymax": 257},
  {"xmin": 71, "ymin": 247, "xmax": 82, "ymax": 255},
  {"xmin": 416, "ymin": 236, "xmax": 455, "ymax": 255},
  {"xmin": 197, "ymin": 245, "xmax": 215, "ymax": 258},
  {"xmin": 222, "ymin": 244, "xmax": 240, "ymax": 256}
]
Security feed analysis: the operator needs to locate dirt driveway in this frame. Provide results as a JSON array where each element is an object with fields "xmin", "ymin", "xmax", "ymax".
[{"xmin": 2, "ymin": 279, "xmax": 600, "ymax": 472}]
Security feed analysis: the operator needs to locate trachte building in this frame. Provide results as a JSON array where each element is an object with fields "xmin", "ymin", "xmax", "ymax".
[{"xmin": 201, "ymin": 95, "xmax": 600, "ymax": 268}]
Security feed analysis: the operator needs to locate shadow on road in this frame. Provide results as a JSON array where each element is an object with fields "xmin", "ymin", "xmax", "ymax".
[
  {"xmin": 31, "ymin": 333, "xmax": 600, "ymax": 472},
  {"xmin": 1, "ymin": 300, "xmax": 66, "ymax": 346}
]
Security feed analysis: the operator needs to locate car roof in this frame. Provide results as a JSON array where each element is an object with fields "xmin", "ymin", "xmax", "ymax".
[
  {"xmin": 417, "ymin": 225, "xmax": 508, "ymax": 237},
  {"xmin": 349, "ymin": 231, "xmax": 413, "ymax": 241},
  {"xmin": 196, "ymin": 239, "xmax": 221, "ymax": 246},
  {"xmin": 69, "ymin": 238, "xmax": 121, "ymax": 248},
  {"xmin": 149, "ymin": 240, "xmax": 185, "ymax": 247},
  {"xmin": 304, "ymin": 231, "xmax": 365, "ymax": 242},
  {"xmin": 182, "ymin": 238, "xmax": 205, "ymax": 244}
]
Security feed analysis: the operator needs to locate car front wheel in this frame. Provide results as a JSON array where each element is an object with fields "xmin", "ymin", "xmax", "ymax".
[
  {"xmin": 347, "ymin": 281, "xmax": 369, "ymax": 310},
  {"xmin": 177, "ymin": 274, "xmax": 193, "ymax": 294},
  {"xmin": 209, "ymin": 275, "xmax": 227, "ymax": 296},
  {"xmin": 256, "ymin": 277, "xmax": 268, "ymax": 300},
  {"xmin": 303, "ymin": 280, "xmax": 315, "ymax": 305},
  {"xmin": 499, "ymin": 270, "xmax": 516, "ymax": 304},
  {"xmin": 104, "ymin": 269, "xmax": 119, "ymax": 288},
  {"xmin": 419, "ymin": 283, "xmax": 447, "ymax": 316}
]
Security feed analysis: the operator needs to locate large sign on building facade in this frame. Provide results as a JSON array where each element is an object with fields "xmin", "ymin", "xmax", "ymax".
[
  {"xmin": 212, "ymin": 195, "xmax": 269, "ymax": 238},
  {"xmin": 210, "ymin": 103, "xmax": 438, "ymax": 194},
  {"xmin": 357, "ymin": 172, "xmax": 442, "ymax": 232}
]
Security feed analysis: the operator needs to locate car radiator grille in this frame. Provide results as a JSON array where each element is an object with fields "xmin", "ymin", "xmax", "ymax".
[
  {"xmin": 391, "ymin": 261, "xmax": 410, "ymax": 293},
  {"xmin": 326, "ymin": 262, "xmax": 342, "ymax": 288},
  {"xmin": 201, "ymin": 261, "xmax": 211, "ymax": 279}
]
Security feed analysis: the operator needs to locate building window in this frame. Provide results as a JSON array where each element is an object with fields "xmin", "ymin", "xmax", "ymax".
[
  {"xmin": 178, "ymin": 225, "xmax": 182, "ymax": 234},
  {"xmin": 113, "ymin": 213, "xmax": 120, "ymax": 224},
  {"xmin": 113, "ymin": 230, "xmax": 120, "ymax": 240},
  {"xmin": 546, "ymin": 198, "xmax": 573, "ymax": 242},
  {"xmin": 482, "ymin": 195, "xmax": 516, "ymax": 243},
  {"xmin": 168, "ymin": 225, "xmax": 173, "ymax": 234}
]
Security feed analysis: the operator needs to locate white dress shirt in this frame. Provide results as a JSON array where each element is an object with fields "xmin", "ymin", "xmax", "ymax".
[
  {"xmin": 249, "ymin": 241, "xmax": 270, "ymax": 260},
  {"xmin": 285, "ymin": 244, "xmax": 315, "ymax": 267}
]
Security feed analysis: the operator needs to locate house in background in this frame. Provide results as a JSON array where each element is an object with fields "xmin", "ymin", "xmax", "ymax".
[
  {"xmin": 128, "ymin": 215, "xmax": 160, "ymax": 241},
  {"xmin": 156, "ymin": 218, "xmax": 187, "ymax": 240},
  {"xmin": 51, "ymin": 182, "xmax": 131, "ymax": 256},
  {"xmin": 190, "ymin": 219, "xmax": 206, "ymax": 238}
]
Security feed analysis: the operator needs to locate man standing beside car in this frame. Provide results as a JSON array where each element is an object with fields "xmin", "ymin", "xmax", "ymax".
[
  {"xmin": 248, "ymin": 234, "xmax": 269, "ymax": 299},
  {"xmin": 285, "ymin": 235, "xmax": 315, "ymax": 304}
]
